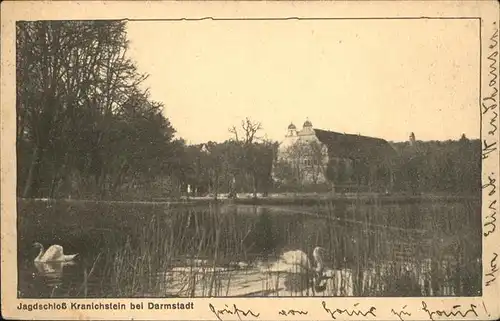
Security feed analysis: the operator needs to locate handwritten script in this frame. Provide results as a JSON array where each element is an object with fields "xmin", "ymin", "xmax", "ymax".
[
  {"xmin": 421, "ymin": 301, "xmax": 478, "ymax": 321},
  {"xmin": 204, "ymin": 300, "xmax": 494, "ymax": 320},
  {"xmin": 321, "ymin": 301, "xmax": 376, "ymax": 319},
  {"xmin": 209, "ymin": 303, "xmax": 260, "ymax": 321},
  {"xmin": 278, "ymin": 309, "xmax": 308, "ymax": 316},
  {"xmin": 391, "ymin": 305, "xmax": 411, "ymax": 321},
  {"xmin": 485, "ymin": 252, "xmax": 499, "ymax": 287},
  {"xmin": 482, "ymin": 20, "xmax": 499, "ymax": 293},
  {"xmin": 484, "ymin": 198, "xmax": 497, "ymax": 237},
  {"xmin": 482, "ymin": 21, "xmax": 499, "ymax": 137}
]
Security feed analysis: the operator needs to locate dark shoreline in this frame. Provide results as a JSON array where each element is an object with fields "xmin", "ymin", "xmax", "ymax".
[{"xmin": 18, "ymin": 193, "xmax": 481, "ymax": 208}]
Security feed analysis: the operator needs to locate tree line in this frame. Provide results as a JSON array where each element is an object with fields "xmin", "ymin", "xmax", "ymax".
[
  {"xmin": 16, "ymin": 20, "xmax": 278, "ymax": 200},
  {"xmin": 272, "ymin": 135, "xmax": 481, "ymax": 195},
  {"xmin": 16, "ymin": 21, "xmax": 481, "ymax": 200},
  {"xmin": 391, "ymin": 135, "xmax": 481, "ymax": 195},
  {"xmin": 16, "ymin": 21, "xmax": 183, "ymax": 199},
  {"xmin": 181, "ymin": 118, "xmax": 278, "ymax": 199}
]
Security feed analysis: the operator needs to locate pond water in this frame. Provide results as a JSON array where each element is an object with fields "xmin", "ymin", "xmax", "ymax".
[{"xmin": 17, "ymin": 198, "xmax": 482, "ymax": 298}]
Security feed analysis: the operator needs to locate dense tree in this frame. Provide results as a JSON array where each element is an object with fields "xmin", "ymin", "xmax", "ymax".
[
  {"xmin": 273, "ymin": 140, "xmax": 328, "ymax": 190},
  {"xmin": 251, "ymin": 140, "xmax": 279, "ymax": 196},
  {"xmin": 391, "ymin": 136, "xmax": 481, "ymax": 195},
  {"xmin": 180, "ymin": 119, "xmax": 278, "ymax": 199},
  {"xmin": 272, "ymin": 159, "xmax": 298, "ymax": 189},
  {"xmin": 273, "ymin": 135, "xmax": 480, "ymax": 195},
  {"xmin": 228, "ymin": 118, "xmax": 277, "ymax": 198},
  {"xmin": 16, "ymin": 21, "xmax": 179, "ymax": 199},
  {"xmin": 325, "ymin": 158, "xmax": 353, "ymax": 192}
]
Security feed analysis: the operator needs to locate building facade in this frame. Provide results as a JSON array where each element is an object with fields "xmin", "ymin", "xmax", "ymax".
[
  {"xmin": 275, "ymin": 120, "xmax": 329, "ymax": 185},
  {"xmin": 274, "ymin": 120, "xmax": 397, "ymax": 192}
]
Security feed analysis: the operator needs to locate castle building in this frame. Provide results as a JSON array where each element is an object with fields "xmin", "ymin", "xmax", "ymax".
[
  {"xmin": 276, "ymin": 120, "xmax": 330, "ymax": 184},
  {"xmin": 275, "ymin": 119, "xmax": 397, "ymax": 192}
]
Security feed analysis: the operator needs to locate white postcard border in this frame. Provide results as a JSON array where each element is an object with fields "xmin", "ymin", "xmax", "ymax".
[{"xmin": 1, "ymin": 1, "xmax": 499, "ymax": 320}]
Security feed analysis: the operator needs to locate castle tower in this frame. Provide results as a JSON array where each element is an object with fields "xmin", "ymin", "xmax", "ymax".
[
  {"xmin": 279, "ymin": 122, "xmax": 299, "ymax": 156},
  {"xmin": 409, "ymin": 132, "xmax": 416, "ymax": 146},
  {"xmin": 299, "ymin": 118, "xmax": 315, "ymax": 137},
  {"xmin": 286, "ymin": 123, "xmax": 297, "ymax": 137}
]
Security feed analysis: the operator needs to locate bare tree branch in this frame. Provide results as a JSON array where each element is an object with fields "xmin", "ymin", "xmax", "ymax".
[
  {"xmin": 241, "ymin": 117, "xmax": 262, "ymax": 144},
  {"xmin": 228, "ymin": 126, "xmax": 239, "ymax": 142}
]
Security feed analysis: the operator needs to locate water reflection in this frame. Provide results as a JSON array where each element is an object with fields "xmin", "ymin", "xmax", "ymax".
[
  {"xmin": 23, "ymin": 251, "xmax": 473, "ymax": 298},
  {"xmin": 32, "ymin": 262, "xmax": 73, "ymax": 289},
  {"xmin": 34, "ymin": 261, "xmax": 75, "ymax": 278},
  {"xmin": 21, "ymin": 259, "xmax": 81, "ymax": 297},
  {"xmin": 18, "ymin": 201, "xmax": 482, "ymax": 298},
  {"xmin": 149, "ymin": 257, "xmax": 461, "ymax": 297}
]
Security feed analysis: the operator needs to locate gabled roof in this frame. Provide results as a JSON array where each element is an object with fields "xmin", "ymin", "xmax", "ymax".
[{"xmin": 314, "ymin": 129, "xmax": 396, "ymax": 161}]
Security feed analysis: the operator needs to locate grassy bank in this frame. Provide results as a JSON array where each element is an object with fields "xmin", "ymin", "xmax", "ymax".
[{"xmin": 232, "ymin": 193, "xmax": 479, "ymax": 206}]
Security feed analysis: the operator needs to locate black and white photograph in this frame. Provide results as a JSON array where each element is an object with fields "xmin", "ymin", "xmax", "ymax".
[{"xmin": 1, "ymin": 1, "xmax": 499, "ymax": 320}]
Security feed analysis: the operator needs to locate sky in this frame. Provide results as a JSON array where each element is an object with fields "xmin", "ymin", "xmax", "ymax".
[{"xmin": 125, "ymin": 18, "xmax": 480, "ymax": 144}]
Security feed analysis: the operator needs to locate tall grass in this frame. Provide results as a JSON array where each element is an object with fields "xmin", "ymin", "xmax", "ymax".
[
  {"xmin": 17, "ymin": 196, "xmax": 481, "ymax": 298},
  {"xmin": 310, "ymin": 196, "xmax": 482, "ymax": 296}
]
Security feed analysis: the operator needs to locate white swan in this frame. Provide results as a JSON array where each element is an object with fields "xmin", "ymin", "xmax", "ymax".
[
  {"xmin": 34, "ymin": 261, "xmax": 76, "ymax": 282},
  {"xmin": 33, "ymin": 242, "xmax": 78, "ymax": 263},
  {"xmin": 265, "ymin": 247, "xmax": 329, "ymax": 293},
  {"xmin": 273, "ymin": 247, "xmax": 325, "ymax": 273}
]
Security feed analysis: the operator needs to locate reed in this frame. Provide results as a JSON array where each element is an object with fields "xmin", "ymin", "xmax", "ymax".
[{"xmin": 17, "ymin": 195, "xmax": 481, "ymax": 298}]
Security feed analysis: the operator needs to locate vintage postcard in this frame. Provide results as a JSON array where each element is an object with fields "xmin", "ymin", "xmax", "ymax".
[{"xmin": 1, "ymin": 0, "xmax": 499, "ymax": 320}]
